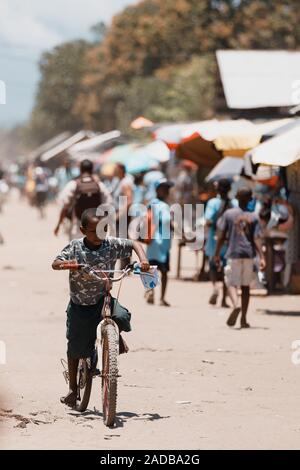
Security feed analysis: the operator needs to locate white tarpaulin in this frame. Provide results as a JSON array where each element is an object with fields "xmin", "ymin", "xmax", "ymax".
[
  {"xmin": 205, "ymin": 156, "xmax": 244, "ymax": 182},
  {"xmin": 40, "ymin": 130, "xmax": 94, "ymax": 162},
  {"xmin": 216, "ymin": 50, "xmax": 300, "ymax": 109},
  {"xmin": 68, "ymin": 130, "xmax": 121, "ymax": 156},
  {"xmin": 247, "ymin": 125, "xmax": 300, "ymax": 167}
]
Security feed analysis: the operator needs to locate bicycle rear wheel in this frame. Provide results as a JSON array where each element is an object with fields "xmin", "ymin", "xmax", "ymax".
[
  {"xmin": 76, "ymin": 359, "xmax": 93, "ymax": 412},
  {"xmin": 101, "ymin": 323, "xmax": 118, "ymax": 426}
]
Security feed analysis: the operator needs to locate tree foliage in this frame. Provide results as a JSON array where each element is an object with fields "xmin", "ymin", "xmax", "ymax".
[
  {"xmin": 28, "ymin": 0, "xmax": 300, "ymax": 142},
  {"xmin": 27, "ymin": 40, "xmax": 90, "ymax": 145}
]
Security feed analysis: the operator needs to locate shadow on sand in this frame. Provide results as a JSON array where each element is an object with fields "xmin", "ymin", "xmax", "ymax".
[
  {"xmin": 259, "ymin": 309, "xmax": 300, "ymax": 317},
  {"xmin": 68, "ymin": 409, "xmax": 170, "ymax": 428}
]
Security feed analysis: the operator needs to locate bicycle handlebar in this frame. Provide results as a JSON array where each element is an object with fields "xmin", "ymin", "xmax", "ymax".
[{"xmin": 74, "ymin": 262, "xmax": 155, "ymax": 283}]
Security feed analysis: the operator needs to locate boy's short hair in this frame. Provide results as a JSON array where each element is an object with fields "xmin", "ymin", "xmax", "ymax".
[
  {"xmin": 80, "ymin": 159, "xmax": 94, "ymax": 174},
  {"xmin": 116, "ymin": 163, "xmax": 126, "ymax": 174},
  {"xmin": 81, "ymin": 208, "xmax": 101, "ymax": 229},
  {"xmin": 237, "ymin": 187, "xmax": 252, "ymax": 199}
]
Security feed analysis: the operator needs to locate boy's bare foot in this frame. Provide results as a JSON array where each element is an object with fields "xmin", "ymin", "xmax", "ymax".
[
  {"xmin": 209, "ymin": 292, "xmax": 218, "ymax": 305},
  {"xmin": 226, "ymin": 307, "xmax": 241, "ymax": 327},
  {"xmin": 145, "ymin": 290, "xmax": 154, "ymax": 304},
  {"xmin": 240, "ymin": 321, "xmax": 250, "ymax": 328},
  {"xmin": 160, "ymin": 299, "xmax": 170, "ymax": 307},
  {"xmin": 60, "ymin": 391, "xmax": 77, "ymax": 408}
]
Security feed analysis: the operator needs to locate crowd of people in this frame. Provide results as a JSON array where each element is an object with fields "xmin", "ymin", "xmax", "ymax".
[
  {"xmin": 1, "ymin": 155, "xmax": 297, "ymax": 410},
  {"xmin": 0, "ymin": 156, "xmax": 295, "ymax": 328}
]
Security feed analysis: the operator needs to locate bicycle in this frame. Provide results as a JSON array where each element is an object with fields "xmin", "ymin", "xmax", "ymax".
[{"xmin": 61, "ymin": 262, "xmax": 156, "ymax": 427}]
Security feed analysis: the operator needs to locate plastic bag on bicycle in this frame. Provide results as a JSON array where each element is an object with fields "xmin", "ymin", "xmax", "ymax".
[{"xmin": 134, "ymin": 265, "xmax": 160, "ymax": 290}]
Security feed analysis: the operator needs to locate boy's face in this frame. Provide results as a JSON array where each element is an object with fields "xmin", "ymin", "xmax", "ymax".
[
  {"xmin": 157, "ymin": 185, "xmax": 170, "ymax": 200},
  {"xmin": 80, "ymin": 218, "xmax": 103, "ymax": 246}
]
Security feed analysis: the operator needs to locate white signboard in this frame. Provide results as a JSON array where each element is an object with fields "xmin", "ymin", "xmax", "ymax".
[{"xmin": 216, "ymin": 50, "xmax": 300, "ymax": 109}]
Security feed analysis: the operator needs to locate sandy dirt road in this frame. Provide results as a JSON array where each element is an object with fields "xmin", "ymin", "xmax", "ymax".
[{"xmin": 0, "ymin": 192, "xmax": 300, "ymax": 450}]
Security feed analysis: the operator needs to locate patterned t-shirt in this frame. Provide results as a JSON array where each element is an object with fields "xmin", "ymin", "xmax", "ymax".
[{"xmin": 55, "ymin": 237, "xmax": 133, "ymax": 305}]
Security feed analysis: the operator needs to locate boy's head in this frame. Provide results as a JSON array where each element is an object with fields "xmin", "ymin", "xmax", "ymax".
[
  {"xmin": 217, "ymin": 178, "xmax": 231, "ymax": 199},
  {"xmin": 80, "ymin": 159, "xmax": 94, "ymax": 175},
  {"xmin": 237, "ymin": 188, "xmax": 252, "ymax": 208},
  {"xmin": 80, "ymin": 208, "xmax": 106, "ymax": 245},
  {"xmin": 115, "ymin": 163, "xmax": 126, "ymax": 179},
  {"xmin": 155, "ymin": 178, "xmax": 174, "ymax": 201}
]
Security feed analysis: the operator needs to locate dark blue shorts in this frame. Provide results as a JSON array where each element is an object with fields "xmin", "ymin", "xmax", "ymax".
[{"xmin": 66, "ymin": 296, "xmax": 131, "ymax": 359}]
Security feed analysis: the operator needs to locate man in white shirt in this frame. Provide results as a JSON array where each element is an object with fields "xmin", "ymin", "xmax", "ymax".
[{"xmin": 54, "ymin": 159, "xmax": 112, "ymax": 240}]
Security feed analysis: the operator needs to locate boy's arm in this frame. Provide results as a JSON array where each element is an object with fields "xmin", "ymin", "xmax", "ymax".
[
  {"xmin": 54, "ymin": 205, "xmax": 69, "ymax": 236},
  {"xmin": 214, "ymin": 211, "xmax": 227, "ymax": 266},
  {"xmin": 54, "ymin": 181, "xmax": 76, "ymax": 236},
  {"xmin": 132, "ymin": 241, "xmax": 150, "ymax": 272},
  {"xmin": 254, "ymin": 219, "xmax": 266, "ymax": 271},
  {"xmin": 51, "ymin": 242, "xmax": 80, "ymax": 270},
  {"xmin": 254, "ymin": 236, "xmax": 266, "ymax": 271},
  {"xmin": 214, "ymin": 230, "xmax": 226, "ymax": 266}
]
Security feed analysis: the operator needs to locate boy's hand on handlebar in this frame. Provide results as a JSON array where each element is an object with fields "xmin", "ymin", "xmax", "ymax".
[
  {"xmin": 140, "ymin": 260, "xmax": 150, "ymax": 272},
  {"xmin": 58, "ymin": 260, "xmax": 81, "ymax": 270}
]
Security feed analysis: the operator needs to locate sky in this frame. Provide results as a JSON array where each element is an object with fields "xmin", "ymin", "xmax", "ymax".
[{"xmin": 0, "ymin": 0, "xmax": 138, "ymax": 127}]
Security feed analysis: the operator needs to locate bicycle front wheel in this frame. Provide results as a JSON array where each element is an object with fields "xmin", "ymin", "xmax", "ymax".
[{"xmin": 101, "ymin": 323, "xmax": 118, "ymax": 427}]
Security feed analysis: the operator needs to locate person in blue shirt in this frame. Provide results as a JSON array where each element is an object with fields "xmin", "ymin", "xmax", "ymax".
[
  {"xmin": 204, "ymin": 178, "xmax": 238, "ymax": 308},
  {"xmin": 146, "ymin": 179, "xmax": 174, "ymax": 307}
]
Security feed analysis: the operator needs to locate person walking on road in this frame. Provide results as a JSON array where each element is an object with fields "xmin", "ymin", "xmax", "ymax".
[
  {"xmin": 204, "ymin": 178, "xmax": 238, "ymax": 307},
  {"xmin": 214, "ymin": 188, "xmax": 266, "ymax": 328},
  {"xmin": 54, "ymin": 159, "xmax": 112, "ymax": 240},
  {"xmin": 146, "ymin": 179, "xmax": 174, "ymax": 307},
  {"xmin": 112, "ymin": 163, "xmax": 134, "ymax": 268}
]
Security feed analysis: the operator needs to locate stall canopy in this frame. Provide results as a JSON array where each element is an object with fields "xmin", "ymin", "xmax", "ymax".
[
  {"xmin": 40, "ymin": 130, "xmax": 94, "ymax": 163},
  {"xmin": 175, "ymin": 133, "xmax": 222, "ymax": 167},
  {"xmin": 130, "ymin": 116, "xmax": 154, "ymax": 129},
  {"xmin": 68, "ymin": 130, "xmax": 122, "ymax": 161},
  {"xmin": 205, "ymin": 156, "xmax": 245, "ymax": 182},
  {"xmin": 260, "ymin": 118, "xmax": 299, "ymax": 142},
  {"xmin": 154, "ymin": 119, "xmax": 293, "ymax": 166},
  {"xmin": 216, "ymin": 50, "xmax": 300, "ymax": 109},
  {"xmin": 102, "ymin": 140, "xmax": 170, "ymax": 174},
  {"xmin": 246, "ymin": 123, "xmax": 300, "ymax": 167},
  {"xmin": 31, "ymin": 132, "xmax": 71, "ymax": 162},
  {"xmin": 153, "ymin": 120, "xmax": 218, "ymax": 149}
]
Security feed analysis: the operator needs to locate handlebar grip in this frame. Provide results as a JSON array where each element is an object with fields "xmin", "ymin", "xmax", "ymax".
[{"xmin": 59, "ymin": 262, "xmax": 83, "ymax": 270}]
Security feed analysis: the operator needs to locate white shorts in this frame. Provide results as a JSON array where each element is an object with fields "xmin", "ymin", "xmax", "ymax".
[{"xmin": 224, "ymin": 258, "xmax": 254, "ymax": 287}]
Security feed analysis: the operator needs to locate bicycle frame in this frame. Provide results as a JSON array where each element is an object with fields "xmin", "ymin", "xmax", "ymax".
[{"xmin": 86, "ymin": 264, "xmax": 153, "ymax": 365}]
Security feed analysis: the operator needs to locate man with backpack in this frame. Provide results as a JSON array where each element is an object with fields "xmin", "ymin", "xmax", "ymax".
[
  {"xmin": 204, "ymin": 178, "xmax": 238, "ymax": 308},
  {"xmin": 54, "ymin": 159, "xmax": 112, "ymax": 239}
]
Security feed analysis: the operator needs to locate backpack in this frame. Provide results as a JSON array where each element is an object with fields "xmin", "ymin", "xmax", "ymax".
[
  {"xmin": 73, "ymin": 176, "xmax": 103, "ymax": 220},
  {"xmin": 129, "ymin": 207, "xmax": 156, "ymax": 245},
  {"xmin": 214, "ymin": 198, "xmax": 235, "ymax": 231},
  {"xmin": 140, "ymin": 207, "xmax": 156, "ymax": 245}
]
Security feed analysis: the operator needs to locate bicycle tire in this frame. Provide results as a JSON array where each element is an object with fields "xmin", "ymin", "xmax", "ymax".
[
  {"xmin": 101, "ymin": 323, "xmax": 118, "ymax": 427},
  {"xmin": 76, "ymin": 359, "xmax": 93, "ymax": 412}
]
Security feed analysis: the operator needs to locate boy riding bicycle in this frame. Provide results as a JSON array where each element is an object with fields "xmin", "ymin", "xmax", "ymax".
[{"xmin": 52, "ymin": 207, "xmax": 150, "ymax": 408}]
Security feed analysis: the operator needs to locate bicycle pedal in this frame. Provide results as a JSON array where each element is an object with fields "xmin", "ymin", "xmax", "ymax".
[
  {"xmin": 62, "ymin": 370, "xmax": 69, "ymax": 384},
  {"xmin": 93, "ymin": 368, "xmax": 101, "ymax": 377}
]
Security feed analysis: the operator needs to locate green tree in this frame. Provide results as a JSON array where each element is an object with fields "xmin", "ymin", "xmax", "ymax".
[
  {"xmin": 76, "ymin": 0, "xmax": 300, "ymax": 131},
  {"xmin": 27, "ymin": 40, "xmax": 90, "ymax": 145},
  {"xmin": 115, "ymin": 55, "xmax": 217, "ymax": 130},
  {"xmin": 28, "ymin": 0, "xmax": 300, "ymax": 140}
]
